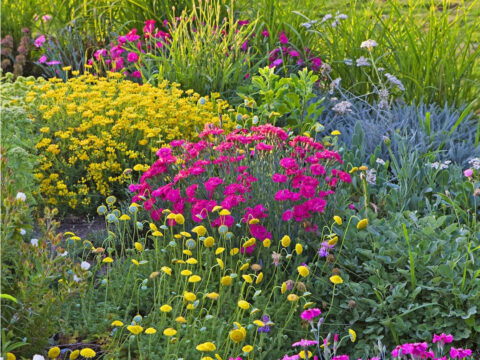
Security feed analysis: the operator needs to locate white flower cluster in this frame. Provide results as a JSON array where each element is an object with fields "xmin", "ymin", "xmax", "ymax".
[
  {"xmin": 332, "ymin": 101, "xmax": 353, "ymax": 114},
  {"xmin": 356, "ymin": 56, "xmax": 370, "ymax": 67},
  {"xmin": 366, "ymin": 168, "xmax": 377, "ymax": 185},
  {"xmin": 360, "ymin": 39, "xmax": 378, "ymax": 49},
  {"xmin": 429, "ymin": 160, "xmax": 451, "ymax": 170},
  {"xmin": 468, "ymin": 157, "xmax": 480, "ymax": 170},
  {"xmin": 384, "ymin": 73, "xmax": 405, "ymax": 91}
]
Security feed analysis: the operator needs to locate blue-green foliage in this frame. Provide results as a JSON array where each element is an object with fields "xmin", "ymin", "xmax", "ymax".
[{"xmin": 317, "ymin": 98, "xmax": 479, "ymax": 166}]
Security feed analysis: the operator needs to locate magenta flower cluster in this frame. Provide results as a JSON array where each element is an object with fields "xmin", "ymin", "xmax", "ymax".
[{"xmin": 130, "ymin": 124, "xmax": 351, "ymax": 251}]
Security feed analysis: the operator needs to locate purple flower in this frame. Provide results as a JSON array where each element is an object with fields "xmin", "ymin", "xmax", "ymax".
[
  {"xmin": 279, "ymin": 31, "xmax": 289, "ymax": 44},
  {"xmin": 270, "ymin": 58, "xmax": 283, "ymax": 68},
  {"xmin": 241, "ymin": 40, "xmax": 249, "ymax": 51},
  {"xmin": 464, "ymin": 168, "xmax": 473, "ymax": 177},
  {"xmin": 292, "ymin": 339, "xmax": 318, "ymax": 347},
  {"xmin": 432, "ymin": 333, "xmax": 453, "ymax": 344},
  {"xmin": 331, "ymin": 356, "xmax": 349, "ymax": 360},
  {"xmin": 300, "ymin": 308, "xmax": 321, "ymax": 321},
  {"xmin": 42, "ymin": 14, "xmax": 51, "ymax": 22},
  {"xmin": 289, "ymin": 49, "xmax": 300, "ymax": 57},
  {"xmin": 38, "ymin": 55, "xmax": 47, "ymax": 64},
  {"xmin": 46, "ymin": 60, "xmax": 61, "ymax": 65},
  {"xmin": 450, "ymin": 348, "xmax": 472, "ymax": 359},
  {"xmin": 131, "ymin": 71, "xmax": 141, "ymax": 78},
  {"xmin": 262, "ymin": 28, "xmax": 269, "ymax": 37},
  {"xmin": 311, "ymin": 57, "xmax": 322, "ymax": 71},
  {"xmin": 127, "ymin": 52, "xmax": 139, "ymax": 62},
  {"xmin": 34, "ymin": 35, "xmax": 46, "ymax": 48}
]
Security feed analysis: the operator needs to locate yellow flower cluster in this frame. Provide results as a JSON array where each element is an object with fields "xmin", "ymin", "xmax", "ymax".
[{"xmin": 26, "ymin": 73, "xmax": 232, "ymax": 212}]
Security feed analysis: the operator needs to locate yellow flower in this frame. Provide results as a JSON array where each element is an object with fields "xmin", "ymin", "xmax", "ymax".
[
  {"xmin": 188, "ymin": 275, "xmax": 201, "ymax": 283},
  {"xmin": 219, "ymin": 209, "xmax": 231, "ymax": 216},
  {"xmin": 206, "ymin": 292, "xmax": 220, "ymax": 300},
  {"xmin": 221, "ymin": 276, "xmax": 232, "ymax": 286},
  {"xmin": 149, "ymin": 223, "xmax": 158, "ymax": 231},
  {"xmin": 229, "ymin": 325, "xmax": 246, "ymax": 343},
  {"xmin": 359, "ymin": 165, "xmax": 368, "ymax": 171},
  {"xmin": 242, "ymin": 345, "xmax": 253, "ymax": 353},
  {"xmin": 216, "ymin": 258, "xmax": 224, "ymax": 270},
  {"xmin": 145, "ymin": 327, "xmax": 157, "ymax": 334},
  {"xmin": 253, "ymin": 320, "xmax": 265, "ymax": 327},
  {"xmin": 295, "ymin": 243, "xmax": 303, "ymax": 255},
  {"xmin": 303, "ymin": 302, "xmax": 314, "ymax": 309},
  {"xmin": 180, "ymin": 231, "xmax": 191, "ymax": 237},
  {"xmin": 69, "ymin": 350, "xmax": 80, "ymax": 360},
  {"xmin": 175, "ymin": 316, "xmax": 187, "ymax": 323},
  {"xmin": 160, "ymin": 304, "xmax": 172, "ymax": 312},
  {"xmin": 181, "ymin": 270, "xmax": 193, "ymax": 276},
  {"xmin": 242, "ymin": 237, "xmax": 256, "ymax": 248},
  {"xmin": 349, "ymin": 328, "xmax": 357, "ymax": 342},
  {"xmin": 102, "ymin": 257, "xmax": 113, "ymax": 263},
  {"xmin": 48, "ymin": 347, "xmax": 61, "ymax": 358},
  {"xmin": 287, "ymin": 294, "xmax": 299, "ymax": 302},
  {"xmin": 120, "ymin": 214, "xmax": 131, "ymax": 221},
  {"xmin": 357, "ymin": 218, "xmax": 368, "ymax": 230},
  {"xmin": 238, "ymin": 300, "xmax": 250, "ymax": 310},
  {"xmin": 242, "ymin": 274, "xmax": 253, "ymax": 283},
  {"xmin": 212, "ymin": 205, "xmax": 222, "ymax": 212},
  {"xmin": 161, "ymin": 266, "xmax": 172, "ymax": 275},
  {"xmin": 152, "ymin": 230, "xmax": 164, "ymax": 237},
  {"xmin": 330, "ymin": 275, "xmax": 343, "ymax": 284},
  {"xmin": 134, "ymin": 242, "xmax": 143, "ymax": 251},
  {"xmin": 248, "ymin": 218, "xmax": 259, "ymax": 224},
  {"xmin": 111, "ymin": 320, "xmax": 124, "ymax": 326},
  {"xmin": 281, "ymin": 235, "xmax": 291, "ymax": 247},
  {"xmin": 263, "ymin": 238, "xmax": 271, "ymax": 247},
  {"xmin": 186, "ymin": 258, "xmax": 198, "ymax": 265},
  {"xmin": 163, "ymin": 328, "xmax": 177, "ymax": 336},
  {"xmin": 184, "ymin": 291, "xmax": 196, "ymax": 302},
  {"xmin": 281, "ymin": 282, "xmax": 287, "ymax": 294},
  {"xmin": 204, "ymin": 236, "xmax": 215, "ymax": 247},
  {"xmin": 127, "ymin": 325, "xmax": 144, "ymax": 335},
  {"xmin": 349, "ymin": 166, "xmax": 359, "ymax": 173},
  {"xmin": 331, "ymin": 130, "xmax": 341, "ymax": 136},
  {"xmin": 215, "ymin": 247, "xmax": 225, "ymax": 255},
  {"xmin": 62, "ymin": 66, "xmax": 72, "ymax": 71},
  {"xmin": 79, "ymin": 348, "xmax": 96, "ymax": 358},
  {"xmin": 215, "ymin": 355, "xmax": 223, "ymax": 360},
  {"xmin": 192, "ymin": 225, "xmax": 207, "ymax": 236},
  {"xmin": 239, "ymin": 263, "xmax": 250, "ymax": 271},
  {"xmin": 297, "ymin": 266, "xmax": 309, "ymax": 277},
  {"xmin": 174, "ymin": 213, "xmax": 185, "ymax": 224},
  {"xmin": 299, "ymin": 350, "xmax": 312, "ymax": 359},
  {"xmin": 333, "ymin": 216, "xmax": 343, "ymax": 225},
  {"xmin": 183, "ymin": 250, "xmax": 193, "ymax": 256},
  {"xmin": 256, "ymin": 272, "xmax": 263, "ymax": 284},
  {"xmin": 328, "ymin": 236, "xmax": 338, "ymax": 246},
  {"xmin": 196, "ymin": 342, "xmax": 216, "ymax": 352},
  {"xmin": 6, "ymin": 353, "xmax": 16, "ymax": 360},
  {"xmin": 230, "ymin": 248, "xmax": 239, "ymax": 255}
]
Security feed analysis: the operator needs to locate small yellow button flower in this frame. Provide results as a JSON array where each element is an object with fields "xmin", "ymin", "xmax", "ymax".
[
  {"xmin": 263, "ymin": 238, "xmax": 271, "ymax": 247},
  {"xmin": 102, "ymin": 257, "xmax": 113, "ymax": 263},
  {"xmin": 238, "ymin": 300, "xmax": 250, "ymax": 310},
  {"xmin": 127, "ymin": 325, "xmax": 144, "ymax": 335},
  {"xmin": 204, "ymin": 236, "xmax": 215, "ymax": 247},
  {"xmin": 184, "ymin": 291, "xmax": 197, "ymax": 302},
  {"xmin": 188, "ymin": 275, "xmax": 202, "ymax": 283},
  {"xmin": 287, "ymin": 294, "xmax": 299, "ymax": 301},
  {"xmin": 79, "ymin": 348, "xmax": 96, "ymax": 358},
  {"xmin": 163, "ymin": 328, "xmax": 177, "ymax": 336},
  {"xmin": 196, "ymin": 342, "xmax": 216, "ymax": 352},
  {"xmin": 161, "ymin": 266, "xmax": 172, "ymax": 275},
  {"xmin": 145, "ymin": 327, "xmax": 157, "ymax": 334},
  {"xmin": 111, "ymin": 320, "xmax": 124, "ymax": 326},
  {"xmin": 297, "ymin": 266, "xmax": 309, "ymax": 277},
  {"xmin": 330, "ymin": 275, "xmax": 343, "ymax": 284},
  {"xmin": 160, "ymin": 304, "xmax": 172, "ymax": 312},
  {"xmin": 242, "ymin": 345, "xmax": 253, "ymax": 353},
  {"xmin": 281, "ymin": 235, "xmax": 291, "ymax": 247},
  {"xmin": 134, "ymin": 242, "xmax": 143, "ymax": 251},
  {"xmin": 221, "ymin": 276, "xmax": 232, "ymax": 286}
]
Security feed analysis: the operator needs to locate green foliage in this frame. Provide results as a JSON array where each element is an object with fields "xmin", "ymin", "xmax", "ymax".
[
  {"xmin": 297, "ymin": 0, "xmax": 480, "ymax": 110},
  {"xmin": 237, "ymin": 66, "xmax": 324, "ymax": 133},
  {"xmin": 333, "ymin": 211, "xmax": 480, "ymax": 355}
]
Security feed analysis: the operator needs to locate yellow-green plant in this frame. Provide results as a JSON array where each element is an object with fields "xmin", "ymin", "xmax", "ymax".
[{"xmin": 26, "ymin": 71, "xmax": 233, "ymax": 213}]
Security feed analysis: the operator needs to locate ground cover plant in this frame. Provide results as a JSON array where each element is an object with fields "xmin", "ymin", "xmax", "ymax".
[{"xmin": 1, "ymin": 0, "xmax": 480, "ymax": 359}]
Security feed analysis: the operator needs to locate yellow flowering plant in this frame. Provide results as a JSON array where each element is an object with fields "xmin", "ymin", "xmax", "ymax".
[{"xmin": 26, "ymin": 73, "xmax": 233, "ymax": 214}]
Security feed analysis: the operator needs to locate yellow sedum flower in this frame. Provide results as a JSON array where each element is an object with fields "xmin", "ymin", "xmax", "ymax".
[
  {"xmin": 281, "ymin": 235, "xmax": 291, "ymax": 247},
  {"xmin": 357, "ymin": 218, "xmax": 368, "ymax": 230},
  {"xmin": 330, "ymin": 275, "xmax": 343, "ymax": 284},
  {"xmin": 79, "ymin": 348, "xmax": 96, "ymax": 359},
  {"xmin": 48, "ymin": 347, "xmax": 61, "ymax": 358},
  {"xmin": 349, "ymin": 328, "xmax": 357, "ymax": 342},
  {"xmin": 188, "ymin": 275, "xmax": 202, "ymax": 283},
  {"xmin": 145, "ymin": 327, "xmax": 157, "ymax": 334},
  {"xmin": 160, "ymin": 304, "xmax": 173, "ymax": 312},
  {"xmin": 196, "ymin": 342, "xmax": 216, "ymax": 352},
  {"xmin": 206, "ymin": 292, "xmax": 220, "ymax": 300},
  {"xmin": 163, "ymin": 328, "xmax": 177, "ymax": 336},
  {"xmin": 161, "ymin": 266, "xmax": 172, "ymax": 275},
  {"xmin": 192, "ymin": 225, "xmax": 207, "ymax": 236},
  {"xmin": 184, "ymin": 291, "xmax": 197, "ymax": 302},
  {"xmin": 297, "ymin": 266, "xmax": 310, "ymax": 277},
  {"xmin": 176, "ymin": 316, "xmax": 187, "ymax": 323},
  {"xmin": 186, "ymin": 258, "xmax": 198, "ymax": 265},
  {"xmin": 181, "ymin": 270, "xmax": 193, "ymax": 276},
  {"xmin": 69, "ymin": 350, "xmax": 80, "ymax": 360},
  {"xmin": 204, "ymin": 236, "xmax": 215, "ymax": 247},
  {"xmin": 127, "ymin": 325, "xmax": 144, "ymax": 335}
]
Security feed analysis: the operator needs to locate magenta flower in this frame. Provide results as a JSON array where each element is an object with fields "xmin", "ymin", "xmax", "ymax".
[
  {"xmin": 38, "ymin": 55, "xmax": 47, "ymax": 63},
  {"xmin": 272, "ymin": 174, "xmax": 288, "ymax": 183},
  {"xmin": 331, "ymin": 356, "xmax": 349, "ymax": 360},
  {"xmin": 450, "ymin": 348, "xmax": 472, "ymax": 359},
  {"xmin": 292, "ymin": 339, "xmax": 318, "ymax": 347},
  {"xmin": 204, "ymin": 177, "xmax": 224, "ymax": 192},
  {"xmin": 464, "ymin": 168, "xmax": 473, "ymax": 177},
  {"xmin": 432, "ymin": 333, "xmax": 453, "ymax": 344},
  {"xmin": 279, "ymin": 31, "xmax": 289, "ymax": 44},
  {"xmin": 94, "ymin": 49, "xmax": 107, "ymax": 60},
  {"xmin": 34, "ymin": 35, "xmax": 46, "ymax": 48},
  {"xmin": 311, "ymin": 57, "xmax": 322, "ymax": 71},
  {"xmin": 143, "ymin": 19, "xmax": 156, "ymax": 37},
  {"xmin": 127, "ymin": 52, "xmax": 139, "ymax": 62},
  {"xmin": 238, "ymin": 20, "xmax": 250, "ymax": 26},
  {"xmin": 289, "ymin": 49, "xmax": 300, "ymax": 57},
  {"xmin": 270, "ymin": 58, "xmax": 283, "ymax": 68},
  {"xmin": 46, "ymin": 60, "xmax": 61, "ymax": 65},
  {"xmin": 300, "ymin": 308, "xmax": 321, "ymax": 321},
  {"xmin": 262, "ymin": 28, "xmax": 269, "ymax": 37},
  {"xmin": 131, "ymin": 71, "xmax": 141, "ymax": 78},
  {"xmin": 241, "ymin": 40, "xmax": 249, "ymax": 51}
]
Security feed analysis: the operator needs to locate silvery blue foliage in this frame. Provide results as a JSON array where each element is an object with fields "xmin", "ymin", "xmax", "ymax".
[{"xmin": 316, "ymin": 96, "xmax": 479, "ymax": 165}]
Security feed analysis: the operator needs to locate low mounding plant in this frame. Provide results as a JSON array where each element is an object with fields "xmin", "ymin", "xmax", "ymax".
[
  {"xmin": 130, "ymin": 124, "xmax": 353, "ymax": 244},
  {"xmin": 26, "ymin": 72, "xmax": 232, "ymax": 214}
]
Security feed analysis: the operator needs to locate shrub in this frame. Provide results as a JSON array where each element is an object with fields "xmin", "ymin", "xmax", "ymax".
[{"xmin": 26, "ymin": 72, "xmax": 232, "ymax": 214}]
